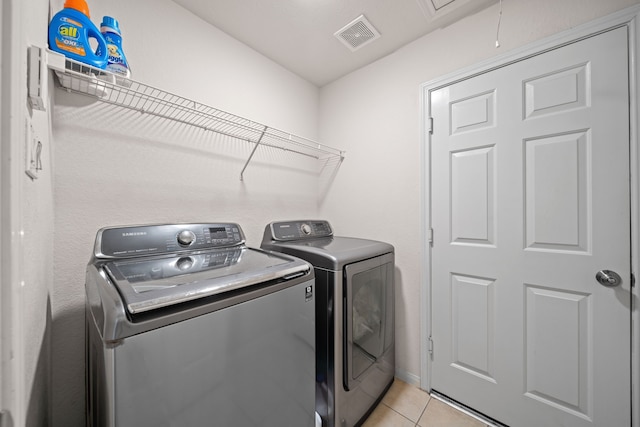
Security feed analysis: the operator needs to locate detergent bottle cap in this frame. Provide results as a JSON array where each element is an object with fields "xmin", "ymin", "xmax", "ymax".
[
  {"xmin": 63, "ymin": 0, "xmax": 91, "ymax": 17},
  {"xmin": 100, "ymin": 16, "xmax": 121, "ymax": 35}
]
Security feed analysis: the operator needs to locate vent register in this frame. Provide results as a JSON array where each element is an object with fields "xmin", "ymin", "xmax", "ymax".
[{"xmin": 334, "ymin": 15, "xmax": 381, "ymax": 51}]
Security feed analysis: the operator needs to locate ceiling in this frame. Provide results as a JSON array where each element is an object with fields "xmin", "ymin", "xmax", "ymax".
[{"xmin": 173, "ymin": 0, "xmax": 497, "ymax": 87}]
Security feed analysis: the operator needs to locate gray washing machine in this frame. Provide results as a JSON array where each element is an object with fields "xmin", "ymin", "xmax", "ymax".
[
  {"xmin": 261, "ymin": 220, "xmax": 395, "ymax": 427},
  {"xmin": 85, "ymin": 222, "xmax": 316, "ymax": 427}
]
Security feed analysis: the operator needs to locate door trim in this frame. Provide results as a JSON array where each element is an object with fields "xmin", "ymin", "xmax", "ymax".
[{"xmin": 419, "ymin": 5, "xmax": 640, "ymax": 427}]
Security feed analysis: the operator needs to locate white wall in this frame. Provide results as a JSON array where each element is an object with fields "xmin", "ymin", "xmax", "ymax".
[
  {"xmin": 1, "ymin": 0, "xmax": 55, "ymax": 426},
  {"xmin": 318, "ymin": 0, "xmax": 640, "ymax": 384},
  {"xmin": 49, "ymin": 0, "xmax": 324, "ymax": 425}
]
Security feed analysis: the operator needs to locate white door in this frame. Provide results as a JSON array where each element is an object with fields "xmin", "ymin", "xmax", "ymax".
[{"xmin": 430, "ymin": 26, "xmax": 631, "ymax": 427}]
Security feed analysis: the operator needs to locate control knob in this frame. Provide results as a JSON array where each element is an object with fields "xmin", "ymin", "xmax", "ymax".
[
  {"xmin": 176, "ymin": 256, "xmax": 194, "ymax": 271},
  {"xmin": 301, "ymin": 224, "xmax": 312, "ymax": 235},
  {"xmin": 177, "ymin": 230, "xmax": 196, "ymax": 246}
]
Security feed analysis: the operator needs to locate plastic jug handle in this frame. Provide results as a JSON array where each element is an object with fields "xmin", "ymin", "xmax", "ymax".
[{"xmin": 88, "ymin": 28, "xmax": 108, "ymax": 63}]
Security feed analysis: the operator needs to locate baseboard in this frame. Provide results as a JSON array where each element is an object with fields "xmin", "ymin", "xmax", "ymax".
[{"xmin": 394, "ymin": 368, "xmax": 421, "ymax": 388}]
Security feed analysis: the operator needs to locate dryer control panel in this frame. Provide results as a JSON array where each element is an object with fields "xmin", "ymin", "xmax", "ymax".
[
  {"xmin": 267, "ymin": 220, "xmax": 333, "ymax": 241},
  {"xmin": 95, "ymin": 223, "xmax": 245, "ymax": 258}
]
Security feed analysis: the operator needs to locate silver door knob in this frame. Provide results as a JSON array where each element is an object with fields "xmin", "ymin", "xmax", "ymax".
[{"xmin": 596, "ymin": 270, "xmax": 622, "ymax": 287}]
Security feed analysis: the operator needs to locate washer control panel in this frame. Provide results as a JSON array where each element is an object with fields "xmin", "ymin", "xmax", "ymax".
[
  {"xmin": 96, "ymin": 223, "xmax": 245, "ymax": 258},
  {"xmin": 268, "ymin": 220, "xmax": 333, "ymax": 241}
]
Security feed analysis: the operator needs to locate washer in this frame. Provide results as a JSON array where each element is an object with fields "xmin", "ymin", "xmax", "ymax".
[
  {"xmin": 85, "ymin": 222, "xmax": 316, "ymax": 427},
  {"xmin": 261, "ymin": 220, "xmax": 395, "ymax": 427}
]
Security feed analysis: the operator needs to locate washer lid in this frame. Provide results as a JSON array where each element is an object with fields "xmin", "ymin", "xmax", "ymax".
[
  {"xmin": 102, "ymin": 247, "xmax": 310, "ymax": 314},
  {"xmin": 262, "ymin": 236, "xmax": 394, "ymax": 270}
]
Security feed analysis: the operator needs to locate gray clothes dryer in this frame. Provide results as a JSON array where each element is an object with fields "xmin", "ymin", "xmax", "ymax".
[
  {"xmin": 261, "ymin": 220, "xmax": 395, "ymax": 427},
  {"xmin": 85, "ymin": 222, "xmax": 316, "ymax": 427}
]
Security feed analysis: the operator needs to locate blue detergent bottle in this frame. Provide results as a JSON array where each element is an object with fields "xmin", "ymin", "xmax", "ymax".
[
  {"xmin": 97, "ymin": 16, "xmax": 131, "ymax": 81},
  {"xmin": 48, "ymin": 0, "xmax": 108, "ymax": 69}
]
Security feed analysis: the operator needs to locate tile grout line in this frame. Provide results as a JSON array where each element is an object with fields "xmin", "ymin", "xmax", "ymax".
[
  {"xmin": 382, "ymin": 402, "xmax": 418, "ymax": 425},
  {"xmin": 377, "ymin": 399, "xmax": 429, "ymax": 426},
  {"xmin": 413, "ymin": 395, "xmax": 432, "ymax": 427}
]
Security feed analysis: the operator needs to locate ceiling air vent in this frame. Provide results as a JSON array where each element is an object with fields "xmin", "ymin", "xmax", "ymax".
[{"xmin": 334, "ymin": 15, "xmax": 381, "ymax": 52}]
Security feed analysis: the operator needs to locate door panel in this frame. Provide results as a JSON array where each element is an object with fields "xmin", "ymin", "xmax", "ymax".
[
  {"xmin": 524, "ymin": 285, "xmax": 591, "ymax": 418},
  {"xmin": 450, "ymin": 273, "xmax": 496, "ymax": 382},
  {"xmin": 524, "ymin": 131, "xmax": 590, "ymax": 252},
  {"xmin": 451, "ymin": 145, "xmax": 496, "ymax": 246},
  {"xmin": 430, "ymin": 27, "xmax": 631, "ymax": 427},
  {"xmin": 523, "ymin": 63, "xmax": 589, "ymax": 119},
  {"xmin": 450, "ymin": 91, "xmax": 496, "ymax": 134}
]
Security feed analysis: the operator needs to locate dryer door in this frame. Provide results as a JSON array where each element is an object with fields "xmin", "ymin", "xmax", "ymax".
[{"xmin": 344, "ymin": 252, "xmax": 394, "ymax": 390}]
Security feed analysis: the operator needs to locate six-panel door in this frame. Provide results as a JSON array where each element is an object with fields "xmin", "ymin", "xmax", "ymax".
[{"xmin": 430, "ymin": 26, "xmax": 631, "ymax": 427}]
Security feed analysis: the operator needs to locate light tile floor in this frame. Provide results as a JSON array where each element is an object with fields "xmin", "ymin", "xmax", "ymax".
[{"xmin": 362, "ymin": 379, "xmax": 489, "ymax": 427}]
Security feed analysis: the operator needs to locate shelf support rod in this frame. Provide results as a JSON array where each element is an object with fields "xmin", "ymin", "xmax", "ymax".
[{"xmin": 240, "ymin": 126, "xmax": 268, "ymax": 181}]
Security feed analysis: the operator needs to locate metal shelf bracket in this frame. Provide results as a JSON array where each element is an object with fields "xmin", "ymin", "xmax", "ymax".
[{"xmin": 240, "ymin": 126, "xmax": 267, "ymax": 181}]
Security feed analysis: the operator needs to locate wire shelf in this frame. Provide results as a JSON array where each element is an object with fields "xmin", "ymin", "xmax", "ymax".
[{"xmin": 47, "ymin": 52, "xmax": 345, "ymax": 180}]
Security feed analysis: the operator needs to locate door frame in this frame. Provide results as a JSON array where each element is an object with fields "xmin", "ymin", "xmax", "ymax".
[{"xmin": 419, "ymin": 5, "xmax": 640, "ymax": 427}]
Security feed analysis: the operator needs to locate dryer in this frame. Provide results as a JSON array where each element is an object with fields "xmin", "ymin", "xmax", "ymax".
[
  {"xmin": 86, "ymin": 222, "xmax": 316, "ymax": 427},
  {"xmin": 261, "ymin": 220, "xmax": 395, "ymax": 427}
]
